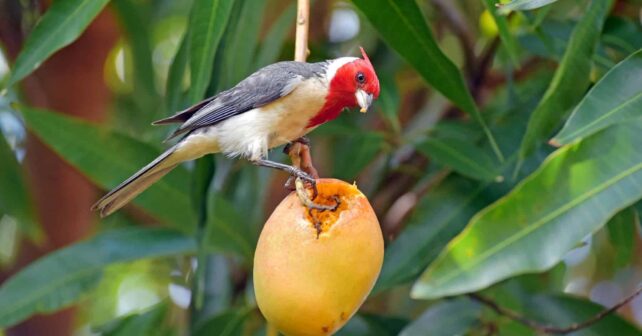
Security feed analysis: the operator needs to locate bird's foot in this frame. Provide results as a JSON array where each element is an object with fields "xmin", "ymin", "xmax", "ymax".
[{"xmin": 251, "ymin": 158, "xmax": 335, "ymax": 210}]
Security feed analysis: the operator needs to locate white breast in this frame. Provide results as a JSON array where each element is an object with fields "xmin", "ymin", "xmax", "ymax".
[{"xmin": 175, "ymin": 77, "xmax": 328, "ymax": 162}]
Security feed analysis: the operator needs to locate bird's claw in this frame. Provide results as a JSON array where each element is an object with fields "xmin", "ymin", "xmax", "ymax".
[
  {"xmin": 293, "ymin": 169, "xmax": 316, "ymax": 185},
  {"xmin": 294, "ymin": 178, "xmax": 339, "ymax": 212},
  {"xmin": 293, "ymin": 170, "xmax": 319, "ymax": 200}
]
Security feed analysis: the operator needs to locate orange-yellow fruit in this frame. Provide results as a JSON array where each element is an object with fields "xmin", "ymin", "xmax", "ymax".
[{"xmin": 253, "ymin": 179, "xmax": 384, "ymax": 336}]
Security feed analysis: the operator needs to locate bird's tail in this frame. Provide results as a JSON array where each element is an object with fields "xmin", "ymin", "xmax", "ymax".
[{"xmin": 92, "ymin": 146, "xmax": 179, "ymax": 217}]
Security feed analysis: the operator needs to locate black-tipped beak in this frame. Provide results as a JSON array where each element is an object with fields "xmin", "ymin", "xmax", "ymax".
[{"xmin": 356, "ymin": 89, "xmax": 373, "ymax": 113}]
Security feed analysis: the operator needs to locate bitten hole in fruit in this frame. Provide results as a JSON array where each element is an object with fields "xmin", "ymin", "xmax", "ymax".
[{"xmin": 305, "ymin": 181, "xmax": 361, "ymax": 237}]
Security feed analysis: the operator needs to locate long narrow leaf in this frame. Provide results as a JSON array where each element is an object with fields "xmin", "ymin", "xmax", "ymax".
[
  {"xmin": 417, "ymin": 138, "xmax": 501, "ymax": 182},
  {"xmin": 337, "ymin": 314, "xmax": 409, "ymax": 336},
  {"xmin": 350, "ymin": 0, "xmax": 474, "ymax": 115},
  {"xmin": 204, "ymin": 194, "xmax": 254, "ymax": 259},
  {"xmin": 606, "ymin": 207, "xmax": 636, "ymax": 268},
  {"xmin": 8, "ymin": 0, "xmax": 110, "ymax": 86},
  {"xmin": 187, "ymin": 0, "xmax": 236, "ymax": 102},
  {"xmin": 518, "ymin": 0, "xmax": 613, "ymax": 160},
  {"xmin": 165, "ymin": 33, "xmax": 190, "ymax": 113},
  {"xmin": 351, "ymin": 0, "xmax": 503, "ymax": 161},
  {"xmin": 102, "ymin": 303, "xmax": 170, "ymax": 336},
  {"xmin": 0, "ymin": 133, "xmax": 39, "ymax": 240},
  {"xmin": 112, "ymin": 0, "xmax": 159, "ymax": 107},
  {"xmin": 254, "ymin": 3, "xmax": 296, "ymax": 68},
  {"xmin": 413, "ymin": 119, "xmax": 642, "ymax": 299},
  {"xmin": 399, "ymin": 299, "xmax": 481, "ymax": 335},
  {"xmin": 497, "ymin": 0, "xmax": 560, "ymax": 15},
  {"xmin": 551, "ymin": 49, "xmax": 642, "ymax": 146},
  {"xmin": 193, "ymin": 307, "xmax": 252, "ymax": 336},
  {"xmin": 0, "ymin": 227, "xmax": 196, "ymax": 327},
  {"xmin": 481, "ymin": 0, "xmax": 519, "ymax": 64},
  {"xmin": 20, "ymin": 107, "xmax": 196, "ymax": 230},
  {"xmin": 219, "ymin": 0, "xmax": 267, "ymax": 87},
  {"xmin": 374, "ymin": 177, "xmax": 489, "ymax": 293},
  {"xmin": 526, "ymin": 294, "xmax": 642, "ymax": 334}
]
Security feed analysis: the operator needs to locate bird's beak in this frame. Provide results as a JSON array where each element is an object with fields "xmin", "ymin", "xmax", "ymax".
[{"xmin": 356, "ymin": 89, "xmax": 373, "ymax": 113}]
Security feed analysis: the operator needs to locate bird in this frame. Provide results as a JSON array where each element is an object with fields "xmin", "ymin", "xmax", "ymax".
[{"xmin": 92, "ymin": 47, "xmax": 380, "ymax": 217}]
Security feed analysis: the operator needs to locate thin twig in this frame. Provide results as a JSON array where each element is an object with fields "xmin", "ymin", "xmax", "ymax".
[
  {"xmin": 470, "ymin": 287, "xmax": 642, "ymax": 334},
  {"xmin": 294, "ymin": 0, "xmax": 310, "ymax": 63},
  {"xmin": 289, "ymin": 0, "xmax": 316, "ymax": 176},
  {"xmin": 289, "ymin": 0, "xmax": 320, "ymax": 208}
]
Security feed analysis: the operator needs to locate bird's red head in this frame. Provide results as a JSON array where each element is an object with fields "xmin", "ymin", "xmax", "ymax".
[
  {"xmin": 330, "ymin": 47, "xmax": 380, "ymax": 111},
  {"xmin": 307, "ymin": 48, "xmax": 380, "ymax": 128}
]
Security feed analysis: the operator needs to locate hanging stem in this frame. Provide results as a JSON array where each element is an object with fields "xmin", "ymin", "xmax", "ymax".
[{"xmin": 266, "ymin": 323, "xmax": 280, "ymax": 336}]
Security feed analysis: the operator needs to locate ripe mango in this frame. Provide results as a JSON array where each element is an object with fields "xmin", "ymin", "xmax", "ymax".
[{"xmin": 254, "ymin": 179, "xmax": 384, "ymax": 336}]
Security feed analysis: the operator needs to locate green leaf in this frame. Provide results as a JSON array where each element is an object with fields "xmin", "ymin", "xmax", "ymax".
[
  {"xmin": 112, "ymin": 0, "xmax": 159, "ymax": 109},
  {"xmin": 0, "ymin": 132, "xmax": 40, "ymax": 240},
  {"xmin": 8, "ymin": 0, "xmax": 111, "ymax": 86},
  {"xmin": 374, "ymin": 177, "xmax": 490, "ymax": 293},
  {"xmin": 399, "ymin": 299, "xmax": 481, "ymax": 336},
  {"xmin": 101, "ymin": 302, "xmax": 171, "ymax": 336},
  {"xmin": 20, "ymin": 107, "xmax": 196, "ymax": 230},
  {"xmin": 376, "ymin": 72, "xmax": 401, "ymax": 133},
  {"xmin": 165, "ymin": 32, "xmax": 189, "ymax": 113},
  {"xmin": 552, "ymin": 49, "xmax": 642, "ymax": 146},
  {"xmin": 337, "ymin": 313, "xmax": 408, "ymax": 336},
  {"xmin": 218, "ymin": 0, "xmax": 267, "ymax": 87},
  {"xmin": 192, "ymin": 307, "xmax": 251, "ymax": 336},
  {"xmin": 603, "ymin": 17, "xmax": 642, "ymax": 55},
  {"xmin": 350, "ymin": 0, "xmax": 471, "ymax": 115},
  {"xmin": 525, "ymin": 294, "xmax": 642, "ymax": 335},
  {"xmin": 518, "ymin": 0, "xmax": 613, "ymax": 160},
  {"xmin": 606, "ymin": 207, "xmax": 636, "ymax": 268},
  {"xmin": 351, "ymin": 0, "xmax": 503, "ymax": 161},
  {"xmin": 0, "ymin": 227, "xmax": 196, "ymax": 327},
  {"xmin": 481, "ymin": 0, "xmax": 519, "ymax": 64},
  {"xmin": 187, "ymin": 0, "xmax": 236, "ymax": 102},
  {"xmin": 254, "ymin": 3, "xmax": 296, "ymax": 68},
  {"xmin": 413, "ymin": 119, "xmax": 642, "ymax": 299},
  {"xmin": 331, "ymin": 132, "xmax": 384, "ymax": 180},
  {"xmin": 497, "ymin": 0, "xmax": 560, "ymax": 15},
  {"xmin": 204, "ymin": 194, "xmax": 254, "ymax": 259},
  {"xmin": 417, "ymin": 138, "xmax": 502, "ymax": 182}
]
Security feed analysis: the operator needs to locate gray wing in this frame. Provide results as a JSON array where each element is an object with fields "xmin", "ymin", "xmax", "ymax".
[{"xmin": 158, "ymin": 61, "xmax": 327, "ymax": 140}]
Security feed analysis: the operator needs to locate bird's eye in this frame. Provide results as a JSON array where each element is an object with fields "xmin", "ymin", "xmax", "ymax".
[{"xmin": 356, "ymin": 72, "xmax": 366, "ymax": 84}]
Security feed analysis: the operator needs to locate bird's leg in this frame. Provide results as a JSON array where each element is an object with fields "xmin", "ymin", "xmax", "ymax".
[
  {"xmin": 252, "ymin": 158, "xmax": 316, "ymax": 184},
  {"xmin": 283, "ymin": 137, "xmax": 318, "ymax": 193},
  {"xmin": 252, "ymin": 156, "xmax": 337, "ymax": 212}
]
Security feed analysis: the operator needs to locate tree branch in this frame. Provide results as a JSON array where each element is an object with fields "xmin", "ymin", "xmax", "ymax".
[{"xmin": 470, "ymin": 287, "xmax": 642, "ymax": 334}]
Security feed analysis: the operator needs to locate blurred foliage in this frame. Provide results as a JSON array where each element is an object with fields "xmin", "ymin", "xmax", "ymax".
[{"xmin": 2, "ymin": 0, "xmax": 642, "ymax": 335}]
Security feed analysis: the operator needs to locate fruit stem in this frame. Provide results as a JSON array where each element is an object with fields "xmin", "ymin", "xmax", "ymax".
[{"xmin": 266, "ymin": 323, "xmax": 279, "ymax": 336}]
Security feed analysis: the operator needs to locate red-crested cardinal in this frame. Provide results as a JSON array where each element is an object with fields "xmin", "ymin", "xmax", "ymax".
[{"xmin": 93, "ymin": 47, "xmax": 380, "ymax": 217}]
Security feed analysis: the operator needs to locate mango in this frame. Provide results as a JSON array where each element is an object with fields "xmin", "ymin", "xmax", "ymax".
[{"xmin": 254, "ymin": 179, "xmax": 384, "ymax": 336}]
